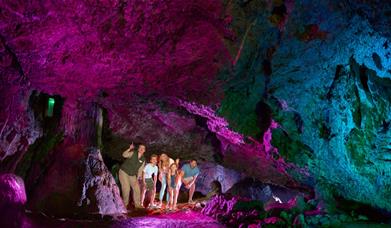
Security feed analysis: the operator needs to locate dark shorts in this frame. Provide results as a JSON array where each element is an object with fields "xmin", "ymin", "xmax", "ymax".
[
  {"xmin": 145, "ymin": 178, "xmax": 154, "ymax": 191},
  {"xmin": 170, "ymin": 180, "xmax": 176, "ymax": 189}
]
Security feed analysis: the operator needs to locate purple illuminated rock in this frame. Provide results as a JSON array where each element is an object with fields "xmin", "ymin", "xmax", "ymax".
[
  {"xmin": 0, "ymin": 173, "xmax": 28, "ymax": 227},
  {"xmin": 196, "ymin": 162, "xmax": 244, "ymax": 195},
  {"xmin": 0, "ymin": 173, "xmax": 26, "ymax": 208},
  {"xmin": 202, "ymin": 194, "xmax": 261, "ymax": 227},
  {"xmin": 104, "ymin": 98, "xmax": 218, "ymax": 162},
  {"xmin": 173, "ymin": 99, "xmax": 309, "ymax": 187},
  {"xmin": 78, "ymin": 148, "xmax": 126, "ymax": 216},
  {"xmin": 202, "ymin": 194, "xmax": 240, "ymax": 220},
  {"xmin": 28, "ymin": 140, "xmax": 125, "ymax": 218},
  {"xmin": 0, "ymin": 0, "xmax": 231, "ymax": 105}
]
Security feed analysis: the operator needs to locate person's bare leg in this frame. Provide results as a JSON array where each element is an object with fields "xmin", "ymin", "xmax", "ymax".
[
  {"xmin": 140, "ymin": 186, "xmax": 146, "ymax": 208},
  {"xmin": 149, "ymin": 189, "xmax": 155, "ymax": 207},
  {"xmin": 189, "ymin": 183, "xmax": 196, "ymax": 203},
  {"xmin": 173, "ymin": 181, "xmax": 181, "ymax": 209},
  {"xmin": 173, "ymin": 188, "xmax": 179, "ymax": 209},
  {"xmin": 168, "ymin": 189, "xmax": 174, "ymax": 209}
]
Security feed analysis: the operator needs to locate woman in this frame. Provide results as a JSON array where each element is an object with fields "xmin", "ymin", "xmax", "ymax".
[
  {"xmin": 167, "ymin": 163, "xmax": 180, "ymax": 210},
  {"xmin": 157, "ymin": 153, "xmax": 178, "ymax": 207}
]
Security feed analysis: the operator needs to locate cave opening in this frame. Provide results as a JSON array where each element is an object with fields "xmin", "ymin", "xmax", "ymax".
[{"xmin": 15, "ymin": 91, "xmax": 64, "ymax": 196}]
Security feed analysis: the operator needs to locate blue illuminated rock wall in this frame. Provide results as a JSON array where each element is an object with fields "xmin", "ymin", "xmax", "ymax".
[{"xmin": 219, "ymin": 0, "xmax": 391, "ymax": 210}]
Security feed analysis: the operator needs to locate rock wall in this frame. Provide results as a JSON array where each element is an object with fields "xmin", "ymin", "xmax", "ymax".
[
  {"xmin": 1, "ymin": 0, "xmax": 391, "ymax": 216},
  {"xmin": 219, "ymin": 0, "xmax": 391, "ymax": 210}
]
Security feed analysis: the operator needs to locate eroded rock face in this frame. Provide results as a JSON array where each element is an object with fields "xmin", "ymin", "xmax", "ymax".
[
  {"xmin": 0, "ymin": 173, "xmax": 27, "ymax": 227},
  {"xmin": 101, "ymin": 97, "xmax": 219, "ymax": 163},
  {"xmin": 196, "ymin": 162, "xmax": 244, "ymax": 195},
  {"xmin": 0, "ymin": 173, "xmax": 26, "ymax": 208},
  {"xmin": 219, "ymin": 0, "xmax": 391, "ymax": 211},
  {"xmin": 0, "ymin": 0, "xmax": 231, "ymax": 104},
  {"xmin": 227, "ymin": 178, "xmax": 301, "ymax": 203},
  {"xmin": 78, "ymin": 148, "xmax": 126, "ymax": 216},
  {"xmin": 1, "ymin": 0, "xmax": 391, "ymax": 216},
  {"xmin": 27, "ymin": 140, "xmax": 86, "ymax": 217},
  {"xmin": 102, "ymin": 97, "xmax": 305, "ymax": 189}
]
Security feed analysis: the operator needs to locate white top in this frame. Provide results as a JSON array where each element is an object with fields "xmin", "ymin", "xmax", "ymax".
[{"xmin": 144, "ymin": 163, "xmax": 158, "ymax": 179}]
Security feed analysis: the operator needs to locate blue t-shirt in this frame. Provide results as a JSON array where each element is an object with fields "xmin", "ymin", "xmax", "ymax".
[{"xmin": 182, "ymin": 164, "xmax": 200, "ymax": 178}]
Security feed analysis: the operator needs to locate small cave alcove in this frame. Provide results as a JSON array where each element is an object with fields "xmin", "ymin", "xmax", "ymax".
[
  {"xmin": 15, "ymin": 91, "xmax": 64, "ymax": 195},
  {"xmin": 29, "ymin": 90, "xmax": 64, "ymax": 134}
]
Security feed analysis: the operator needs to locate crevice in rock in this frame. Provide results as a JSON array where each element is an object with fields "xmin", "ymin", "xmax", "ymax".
[
  {"xmin": 0, "ymin": 34, "xmax": 27, "ymax": 84},
  {"xmin": 255, "ymin": 100, "xmax": 272, "ymax": 140},
  {"xmin": 326, "ymin": 64, "xmax": 344, "ymax": 100},
  {"xmin": 359, "ymin": 65, "xmax": 370, "ymax": 92},
  {"xmin": 14, "ymin": 91, "xmax": 64, "ymax": 196},
  {"xmin": 372, "ymin": 52, "xmax": 383, "ymax": 70}
]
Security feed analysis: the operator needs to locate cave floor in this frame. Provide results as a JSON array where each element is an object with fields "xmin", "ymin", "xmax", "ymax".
[{"xmin": 22, "ymin": 202, "xmax": 223, "ymax": 228}]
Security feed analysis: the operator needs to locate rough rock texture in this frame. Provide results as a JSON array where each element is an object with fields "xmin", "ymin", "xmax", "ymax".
[
  {"xmin": 0, "ymin": 0, "xmax": 231, "ymax": 105},
  {"xmin": 0, "ymin": 173, "xmax": 27, "ymax": 227},
  {"xmin": 172, "ymin": 99, "xmax": 309, "ymax": 187},
  {"xmin": 1, "ymin": 0, "xmax": 391, "ymax": 218},
  {"xmin": 27, "ymin": 140, "xmax": 87, "ymax": 217},
  {"xmin": 78, "ymin": 148, "xmax": 126, "ymax": 216},
  {"xmin": 195, "ymin": 162, "xmax": 244, "ymax": 195},
  {"xmin": 219, "ymin": 0, "xmax": 391, "ymax": 211},
  {"xmin": 27, "ymin": 142, "xmax": 126, "ymax": 218},
  {"xmin": 227, "ymin": 178, "xmax": 301, "ymax": 203},
  {"xmin": 0, "ymin": 173, "xmax": 26, "ymax": 207},
  {"xmin": 101, "ymin": 97, "xmax": 218, "ymax": 163},
  {"xmin": 202, "ymin": 194, "xmax": 241, "ymax": 224},
  {"xmin": 102, "ymin": 97, "xmax": 306, "ymax": 188}
]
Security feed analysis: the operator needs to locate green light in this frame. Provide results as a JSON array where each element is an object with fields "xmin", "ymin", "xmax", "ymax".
[{"xmin": 47, "ymin": 98, "xmax": 55, "ymax": 117}]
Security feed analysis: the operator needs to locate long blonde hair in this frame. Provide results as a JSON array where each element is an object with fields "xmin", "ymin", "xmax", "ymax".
[{"xmin": 160, "ymin": 153, "xmax": 171, "ymax": 168}]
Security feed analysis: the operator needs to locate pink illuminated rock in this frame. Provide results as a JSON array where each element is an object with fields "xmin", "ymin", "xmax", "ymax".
[
  {"xmin": 0, "ymin": 0, "xmax": 231, "ymax": 105},
  {"xmin": 0, "ymin": 173, "xmax": 28, "ymax": 227},
  {"xmin": 173, "ymin": 98, "xmax": 309, "ymax": 187},
  {"xmin": 202, "ymin": 194, "xmax": 240, "ymax": 219},
  {"xmin": 78, "ymin": 148, "xmax": 126, "ymax": 216},
  {"xmin": 0, "ymin": 173, "xmax": 26, "ymax": 207},
  {"xmin": 202, "ymin": 194, "xmax": 262, "ymax": 227}
]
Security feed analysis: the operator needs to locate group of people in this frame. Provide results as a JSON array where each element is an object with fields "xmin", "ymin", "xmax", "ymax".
[{"xmin": 118, "ymin": 143, "xmax": 200, "ymax": 210}]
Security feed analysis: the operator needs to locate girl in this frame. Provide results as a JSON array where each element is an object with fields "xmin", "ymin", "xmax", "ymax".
[
  {"xmin": 158, "ymin": 153, "xmax": 179, "ymax": 208},
  {"xmin": 167, "ymin": 163, "xmax": 180, "ymax": 210}
]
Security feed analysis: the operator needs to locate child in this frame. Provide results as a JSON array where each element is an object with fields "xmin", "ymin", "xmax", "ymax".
[
  {"xmin": 140, "ymin": 154, "xmax": 158, "ymax": 208},
  {"xmin": 158, "ymin": 153, "xmax": 180, "ymax": 208},
  {"xmin": 167, "ymin": 163, "xmax": 180, "ymax": 210}
]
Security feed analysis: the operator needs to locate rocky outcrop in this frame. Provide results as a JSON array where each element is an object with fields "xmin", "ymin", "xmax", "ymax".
[
  {"xmin": 195, "ymin": 162, "xmax": 244, "ymax": 195},
  {"xmin": 78, "ymin": 148, "xmax": 126, "ymax": 216},
  {"xmin": 0, "ymin": 173, "xmax": 27, "ymax": 227},
  {"xmin": 219, "ymin": 0, "xmax": 391, "ymax": 211},
  {"xmin": 227, "ymin": 178, "xmax": 301, "ymax": 203},
  {"xmin": 0, "ymin": 173, "xmax": 26, "ymax": 208}
]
